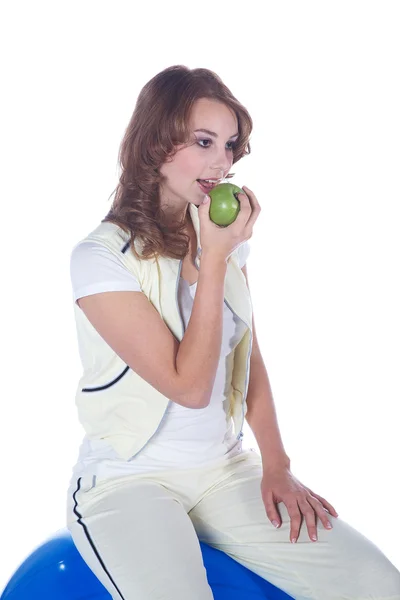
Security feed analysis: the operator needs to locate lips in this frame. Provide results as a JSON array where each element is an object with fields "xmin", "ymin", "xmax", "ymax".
[
  {"xmin": 197, "ymin": 180, "xmax": 215, "ymax": 194},
  {"xmin": 197, "ymin": 178, "xmax": 222, "ymax": 189},
  {"xmin": 197, "ymin": 179, "xmax": 215, "ymax": 187}
]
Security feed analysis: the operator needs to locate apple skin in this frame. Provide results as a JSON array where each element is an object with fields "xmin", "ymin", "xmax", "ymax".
[{"xmin": 208, "ymin": 182, "xmax": 244, "ymax": 226}]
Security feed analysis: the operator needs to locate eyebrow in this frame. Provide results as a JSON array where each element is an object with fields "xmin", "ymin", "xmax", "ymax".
[{"xmin": 194, "ymin": 129, "xmax": 239, "ymax": 139}]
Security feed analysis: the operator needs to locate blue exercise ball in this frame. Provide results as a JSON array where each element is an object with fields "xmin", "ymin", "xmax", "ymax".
[{"xmin": 1, "ymin": 528, "xmax": 293, "ymax": 599}]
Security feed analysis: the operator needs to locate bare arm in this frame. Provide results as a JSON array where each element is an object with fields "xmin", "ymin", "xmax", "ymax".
[
  {"xmin": 76, "ymin": 252, "xmax": 227, "ymax": 410},
  {"xmin": 176, "ymin": 252, "xmax": 227, "ymax": 408}
]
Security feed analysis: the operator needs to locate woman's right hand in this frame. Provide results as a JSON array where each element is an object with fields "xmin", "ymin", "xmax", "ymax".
[{"xmin": 198, "ymin": 186, "xmax": 261, "ymax": 262}]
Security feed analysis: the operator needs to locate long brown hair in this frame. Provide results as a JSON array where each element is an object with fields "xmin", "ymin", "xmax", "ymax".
[{"xmin": 103, "ymin": 65, "xmax": 253, "ymax": 261}]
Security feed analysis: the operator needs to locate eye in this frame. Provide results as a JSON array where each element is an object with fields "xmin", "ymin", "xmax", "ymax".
[{"xmin": 197, "ymin": 139, "xmax": 237, "ymax": 151}]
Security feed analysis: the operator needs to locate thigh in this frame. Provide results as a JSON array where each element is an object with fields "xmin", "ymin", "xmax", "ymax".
[
  {"xmin": 189, "ymin": 451, "xmax": 400, "ymax": 600},
  {"xmin": 67, "ymin": 476, "xmax": 214, "ymax": 600}
]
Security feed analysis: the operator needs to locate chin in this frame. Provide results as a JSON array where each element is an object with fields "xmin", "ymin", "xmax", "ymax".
[{"xmin": 187, "ymin": 194, "xmax": 202, "ymax": 206}]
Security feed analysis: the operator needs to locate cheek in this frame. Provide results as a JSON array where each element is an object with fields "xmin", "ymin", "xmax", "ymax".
[
  {"xmin": 161, "ymin": 146, "xmax": 204, "ymax": 182},
  {"xmin": 175, "ymin": 150, "xmax": 203, "ymax": 177}
]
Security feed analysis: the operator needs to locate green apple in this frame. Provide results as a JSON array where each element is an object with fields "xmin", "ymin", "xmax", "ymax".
[{"xmin": 208, "ymin": 182, "xmax": 244, "ymax": 226}]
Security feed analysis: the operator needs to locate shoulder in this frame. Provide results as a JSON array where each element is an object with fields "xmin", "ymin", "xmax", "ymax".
[
  {"xmin": 71, "ymin": 221, "xmax": 131, "ymax": 256},
  {"xmin": 70, "ymin": 223, "xmax": 142, "ymax": 302}
]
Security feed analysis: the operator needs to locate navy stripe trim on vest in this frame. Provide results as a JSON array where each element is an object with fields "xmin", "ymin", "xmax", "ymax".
[
  {"xmin": 82, "ymin": 365, "xmax": 130, "ymax": 392},
  {"xmin": 81, "ymin": 236, "xmax": 131, "ymax": 393},
  {"xmin": 72, "ymin": 477, "xmax": 125, "ymax": 600},
  {"xmin": 82, "ymin": 234, "xmax": 131, "ymax": 392}
]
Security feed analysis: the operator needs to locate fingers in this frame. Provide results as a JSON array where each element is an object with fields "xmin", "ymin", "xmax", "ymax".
[
  {"xmin": 198, "ymin": 194, "xmax": 211, "ymax": 214},
  {"xmin": 225, "ymin": 185, "xmax": 261, "ymax": 235},
  {"xmin": 297, "ymin": 498, "xmax": 318, "ymax": 541},
  {"xmin": 268, "ymin": 495, "xmax": 335, "ymax": 543},
  {"xmin": 288, "ymin": 495, "xmax": 335, "ymax": 542},
  {"xmin": 307, "ymin": 490, "xmax": 339, "ymax": 518},
  {"xmin": 265, "ymin": 494, "xmax": 319, "ymax": 543},
  {"xmin": 307, "ymin": 495, "xmax": 334, "ymax": 532},
  {"xmin": 286, "ymin": 501, "xmax": 303, "ymax": 544},
  {"xmin": 238, "ymin": 185, "xmax": 261, "ymax": 232},
  {"xmin": 263, "ymin": 491, "xmax": 282, "ymax": 529},
  {"xmin": 234, "ymin": 191, "xmax": 252, "ymax": 223}
]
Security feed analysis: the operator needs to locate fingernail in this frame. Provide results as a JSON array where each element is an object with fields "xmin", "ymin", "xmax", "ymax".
[
  {"xmin": 291, "ymin": 537, "xmax": 297, "ymax": 544},
  {"xmin": 272, "ymin": 520, "xmax": 280, "ymax": 528},
  {"xmin": 311, "ymin": 534, "xmax": 317, "ymax": 541},
  {"xmin": 326, "ymin": 522, "xmax": 333, "ymax": 529}
]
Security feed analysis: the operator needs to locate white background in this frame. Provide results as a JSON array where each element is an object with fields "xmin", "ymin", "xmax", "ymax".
[{"xmin": 1, "ymin": 0, "xmax": 399, "ymax": 592}]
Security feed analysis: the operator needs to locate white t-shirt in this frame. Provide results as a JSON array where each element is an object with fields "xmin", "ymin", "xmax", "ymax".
[{"xmin": 69, "ymin": 232, "xmax": 251, "ymax": 485}]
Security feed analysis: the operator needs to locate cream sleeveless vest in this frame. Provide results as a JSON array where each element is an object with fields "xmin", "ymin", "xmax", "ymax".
[{"xmin": 73, "ymin": 203, "xmax": 253, "ymax": 460}]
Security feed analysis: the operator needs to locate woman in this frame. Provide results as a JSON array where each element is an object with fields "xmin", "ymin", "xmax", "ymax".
[{"xmin": 66, "ymin": 65, "xmax": 400, "ymax": 599}]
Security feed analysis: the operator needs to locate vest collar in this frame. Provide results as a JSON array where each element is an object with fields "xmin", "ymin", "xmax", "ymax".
[{"xmin": 189, "ymin": 202, "xmax": 202, "ymax": 257}]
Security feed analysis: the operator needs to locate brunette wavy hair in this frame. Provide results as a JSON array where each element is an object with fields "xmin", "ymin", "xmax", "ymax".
[{"xmin": 102, "ymin": 65, "xmax": 253, "ymax": 261}]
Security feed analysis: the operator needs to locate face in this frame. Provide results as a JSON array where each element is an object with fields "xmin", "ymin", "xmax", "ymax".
[{"xmin": 159, "ymin": 98, "xmax": 239, "ymax": 221}]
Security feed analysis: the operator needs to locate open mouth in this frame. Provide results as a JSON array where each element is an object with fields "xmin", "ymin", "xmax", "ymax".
[{"xmin": 197, "ymin": 179, "xmax": 220, "ymax": 192}]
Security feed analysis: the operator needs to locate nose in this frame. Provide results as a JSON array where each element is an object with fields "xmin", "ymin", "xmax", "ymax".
[{"xmin": 210, "ymin": 153, "xmax": 232, "ymax": 179}]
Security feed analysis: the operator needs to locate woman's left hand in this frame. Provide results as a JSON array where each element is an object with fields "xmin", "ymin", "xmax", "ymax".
[{"xmin": 260, "ymin": 467, "xmax": 339, "ymax": 543}]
